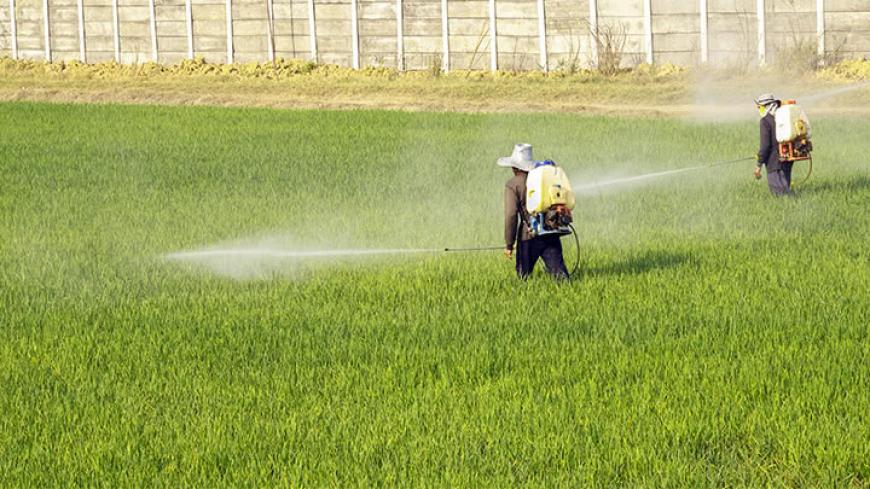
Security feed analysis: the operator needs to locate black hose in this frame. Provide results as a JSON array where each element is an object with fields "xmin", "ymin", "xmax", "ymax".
[
  {"xmin": 567, "ymin": 224, "xmax": 580, "ymax": 277},
  {"xmin": 792, "ymin": 156, "xmax": 813, "ymax": 188}
]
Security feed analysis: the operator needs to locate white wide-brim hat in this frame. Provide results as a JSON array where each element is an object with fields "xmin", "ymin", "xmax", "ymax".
[
  {"xmin": 754, "ymin": 93, "xmax": 779, "ymax": 107},
  {"xmin": 497, "ymin": 143, "xmax": 536, "ymax": 172}
]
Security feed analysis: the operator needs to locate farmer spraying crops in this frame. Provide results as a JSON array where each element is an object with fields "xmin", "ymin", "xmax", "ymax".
[
  {"xmin": 499, "ymin": 144, "xmax": 571, "ymax": 280},
  {"xmin": 754, "ymin": 93, "xmax": 813, "ymax": 195},
  {"xmin": 754, "ymin": 94, "xmax": 791, "ymax": 195}
]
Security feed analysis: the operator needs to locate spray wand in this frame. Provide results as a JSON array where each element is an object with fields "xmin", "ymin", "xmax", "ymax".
[
  {"xmin": 709, "ymin": 156, "xmax": 756, "ymax": 167},
  {"xmin": 443, "ymin": 246, "xmax": 505, "ymax": 252}
]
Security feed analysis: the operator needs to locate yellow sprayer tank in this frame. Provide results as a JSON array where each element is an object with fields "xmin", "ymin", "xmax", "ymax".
[
  {"xmin": 526, "ymin": 161, "xmax": 575, "ymax": 214},
  {"xmin": 775, "ymin": 101, "xmax": 811, "ymax": 143}
]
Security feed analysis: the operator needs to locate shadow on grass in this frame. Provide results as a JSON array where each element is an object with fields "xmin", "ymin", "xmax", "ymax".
[
  {"xmin": 797, "ymin": 175, "xmax": 870, "ymax": 195},
  {"xmin": 577, "ymin": 250, "xmax": 691, "ymax": 280}
]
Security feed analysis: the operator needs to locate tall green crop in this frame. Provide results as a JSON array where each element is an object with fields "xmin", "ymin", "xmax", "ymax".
[{"xmin": 0, "ymin": 102, "xmax": 868, "ymax": 486}]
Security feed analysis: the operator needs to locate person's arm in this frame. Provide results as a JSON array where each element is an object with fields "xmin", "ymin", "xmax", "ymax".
[
  {"xmin": 757, "ymin": 118, "xmax": 773, "ymax": 167},
  {"xmin": 504, "ymin": 184, "xmax": 519, "ymax": 254},
  {"xmin": 755, "ymin": 118, "xmax": 772, "ymax": 179}
]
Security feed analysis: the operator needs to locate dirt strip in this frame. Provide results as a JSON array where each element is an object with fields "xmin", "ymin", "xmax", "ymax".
[{"xmin": 2, "ymin": 77, "xmax": 869, "ymax": 116}]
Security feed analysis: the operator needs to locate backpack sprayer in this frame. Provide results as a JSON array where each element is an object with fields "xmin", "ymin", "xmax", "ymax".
[
  {"xmin": 525, "ymin": 160, "xmax": 576, "ymax": 238},
  {"xmin": 775, "ymin": 99, "xmax": 814, "ymax": 186}
]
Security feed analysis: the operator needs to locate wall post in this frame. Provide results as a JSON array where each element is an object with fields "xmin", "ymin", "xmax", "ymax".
[
  {"xmin": 226, "ymin": 0, "xmax": 233, "ymax": 63},
  {"xmin": 350, "ymin": 0, "xmax": 359, "ymax": 68},
  {"xmin": 266, "ymin": 0, "xmax": 274, "ymax": 61},
  {"xmin": 816, "ymin": 0, "xmax": 824, "ymax": 65},
  {"xmin": 588, "ymin": 0, "xmax": 598, "ymax": 68},
  {"xmin": 8, "ymin": 0, "xmax": 16, "ymax": 59},
  {"xmin": 757, "ymin": 0, "xmax": 765, "ymax": 65},
  {"xmin": 488, "ymin": 0, "xmax": 496, "ymax": 71},
  {"xmin": 396, "ymin": 0, "xmax": 403, "ymax": 70},
  {"xmin": 307, "ymin": 0, "xmax": 317, "ymax": 62},
  {"xmin": 699, "ymin": 0, "xmax": 707, "ymax": 63},
  {"xmin": 148, "ymin": 0, "xmax": 158, "ymax": 61},
  {"xmin": 185, "ymin": 0, "xmax": 193, "ymax": 58},
  {"xmin": 112, "ymin": 0, "xmax": 120, "ymax": 61},
  {"xmin": 440, "ymin": 0, "xmax": 448, "ymax": 71},
  {"xmin": 537, "ymin": 0, "xmax": 547, "ymax": 71},
  {"xmin": 77, "ymin": 0, "xmax": 86, "ymax": 61},
  {"xmin": 42, "ymin": 0, "xmax": 50, "ymax": 61},
  {"xmin": 643, "ymin": 0, "xmax": 652, "ymax": 64}
]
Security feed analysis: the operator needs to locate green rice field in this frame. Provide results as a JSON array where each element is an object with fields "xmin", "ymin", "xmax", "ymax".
[{"xmin": 1, "ymin": 101, "xmax": 868, "ymax": 485}]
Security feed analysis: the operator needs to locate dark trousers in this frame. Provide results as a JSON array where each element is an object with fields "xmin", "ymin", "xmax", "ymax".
[
  {"xmin": 516, "ymin": 235, "xmax": 569, "ymax": 280},
  {"xmin": 767, "ymin": 162, "xmax": 794, "ymax": 196}
]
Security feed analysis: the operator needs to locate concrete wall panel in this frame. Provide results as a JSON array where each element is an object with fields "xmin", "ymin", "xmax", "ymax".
[
  {"xmin": 48, "ymin": 3, "xmax": 79, "ymax": 60},
  {"xmin": 496, "ymin": 1, "xmax": 537, "ymax": 19},
  {"xmin": 655, "ymin": 50, "xmax": 695, "ymax": 65},
  {"xmin": 403, "ymin": 1, "xmax": 439, "ymax": 18},
  {"xmin": 826, "ymin": 0, "xmax": 868, "ymax": 11},
  {"xmin": 271, "ymin": 0, "xmax": 309, "ymax": 58},
  {"xmin": 15, "ymin": 0, "xmax": 43, "ymax": 57},
  {"xmin": 652, "ymin": 13, "xmax": 698, "ymax": 34},
  {"xmin": 654, "ymin": 32, "xmax": 698, "ymax": 52},
  {"xmin": 359, "ymin": 18, "xmax": 394, "ymax": 36},
  {"xmin": 496, "ymin": 17, "xmax": 537, "ymax": 37},
  {"xmin": 359, "ymin": 1, "xmax": 393, "ymax": 19},
  {"xmin": 403, "ymin": 52, "xmax": 440, "ymax": 69},
  {"xmin": 708, "ymin": 0, "xmax": 756, "ymax": 13},
  {"xmin": 599, "ymin": 0, "xmax": 643, "ymax": 16},
  {"xmin": 651, "ymin": 0, "xmax": 698, "ymax": 15},
  {"xmin": 544, "ymin": 0, "xmax": 591, "ymax": 69},
  {"xmin": 452, "ymin": 51, "xmax": 490, "ymax": 69},
  {"xmin": 0, "ymin": 6, "xmax": 9, "ymax": 55},
  {"xmin": 771, "ymin": 0, "xmax": 814, "ymax": 12},
  {"xmin": 448, "ymin": 0, "xmax": 486, "ymax": 18}
]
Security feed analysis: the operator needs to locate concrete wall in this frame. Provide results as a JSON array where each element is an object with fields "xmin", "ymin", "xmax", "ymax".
[
  {"xmin": 448, "ymin": 0, "xmax": 488, "ymax": 70},
  {"xmin": 496, "ymin": 1, "xmax": 538, "ymax": 70},
  {"xmin": 1, "ymin": 0, "xmax": 868, "ymax": 69},
  {"xmin": 545, "ymin": 0, "xmax": 591, "ymax": 69},
  {"xmin": 766, "ymin": 0, "xmax": 816, "ymax": 65},
  {"xmin": 402, "ymin": 1, "xmax": 439, "ymax": 69},
  {"xmin": 707, "ymin": 0, "xmax": 756, "ymax": 65},
  {"xmin": 359, "ymin": 0, "xmax": 396, "ymax": 66},
  {"xmin": 598, "ymin": 0, "xmax": 644, "ymax": 65},
  {"xmin": 273, "ymin": 0, "xmax": 310, "ymax": 60},
  {"xmin": 0, "ymin": 1, "xmax": 11, "ymax": 54},
  {"xmin": 826, "ymin": 0, "xmax": 870, "ymax": 60},
  {"xmin": 651, "ymin": 0, "xmax": 697, "ymax": 66}
]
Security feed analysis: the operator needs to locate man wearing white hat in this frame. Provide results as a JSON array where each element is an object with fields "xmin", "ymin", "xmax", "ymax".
[{"xmin": 498, "ymin": 144, "xmax": 570, "ymax": 280}]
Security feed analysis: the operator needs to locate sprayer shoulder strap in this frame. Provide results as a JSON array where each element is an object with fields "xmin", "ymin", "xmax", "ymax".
[{"xmin": 515, "ymin": 212, "xmax": 524, "ymax": 244}]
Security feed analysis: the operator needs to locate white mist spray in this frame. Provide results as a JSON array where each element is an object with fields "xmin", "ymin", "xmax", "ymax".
[
  {"xmin": 799, "ymin": 81, "xmax": 870, "ymax": 106},
  {"xmin": 164, "ymin": 244, "xmax": 445, "ymax": 279},
  {"xmin": 573, "ymin": 156, "xmax": 753, "ymax": 195},
  {"xmin": 166, "ymin": 247, "xmax": 440, "ymax": 260},
  {"xmin": 573, "ymin": 165, "xmax": 711, "ymax": 194}
]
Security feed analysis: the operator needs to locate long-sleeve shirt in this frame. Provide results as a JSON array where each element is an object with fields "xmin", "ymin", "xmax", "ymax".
[
  {"xmin": 504, "ymin": 173, "xmax": 532, "ymax": 249},
  {"xmin": 758, "ymin": 113, "xmax": 782, "ymax": 172}
]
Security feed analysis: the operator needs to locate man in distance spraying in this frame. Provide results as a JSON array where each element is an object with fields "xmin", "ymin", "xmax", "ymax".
[{"xmin": 754, "ymin": 93, "xmax": 794, "ymax": 196}]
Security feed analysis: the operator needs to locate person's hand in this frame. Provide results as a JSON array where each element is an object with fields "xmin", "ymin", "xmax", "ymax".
[
  {"xmin": 504, "ymin": 248, "xmax": 513, "ymax": 259},
  {"xmin": 754, "ymin": 166, "xmax": 762, "ymax": 180}
]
